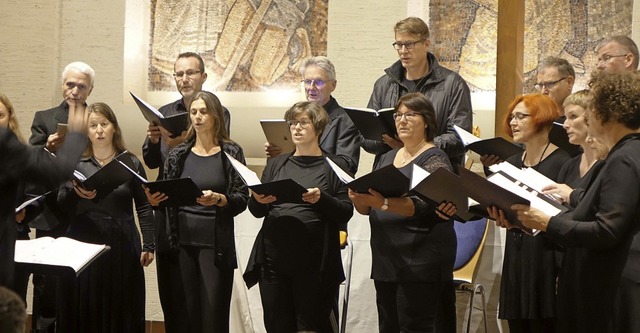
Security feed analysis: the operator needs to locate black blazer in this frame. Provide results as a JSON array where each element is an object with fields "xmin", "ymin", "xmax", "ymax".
[
  {"xmin": 547, "ymin": 134, "xmax": 640, "ymax": 332},
  {"xmin": 26, "ymin": 101, "xmax": 70, "ymax": 231},
  {"xmin": 319, "ymin": 97, "xmax": 361, "ymax": 174},
  {"xmin": 0, "ymin": 129, "xmax": 86, "ymax": 287}
]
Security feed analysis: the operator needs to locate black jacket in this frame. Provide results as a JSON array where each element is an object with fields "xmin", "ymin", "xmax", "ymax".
[
  {"xmin": 160, "ymin": 138, "xmax": 249, "ymax": 270},
  {"xmin": 364, "ymin": 52, "xmax": 473, "ymax": 167}
]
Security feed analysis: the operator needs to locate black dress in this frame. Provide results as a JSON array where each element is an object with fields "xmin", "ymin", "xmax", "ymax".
[
  {"xmin": 370, "ymin": 147, "xmax": 457, "ymax": 333},
  {"xmin": 546, "ymin": 134, "xmax": 640, "ymax": 332},
  {"xmin": 56, "ymin": 153, "xmax": 154, "ymax": 333},
  {"xmin": 499, "ymin": 148, "xmax": 570, "ymax": 323}
]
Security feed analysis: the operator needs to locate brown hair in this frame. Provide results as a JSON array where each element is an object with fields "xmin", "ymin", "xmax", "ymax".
[
  {"xmin": 186, "ymin": 91, "xmax": 230, "ymax": 143},
  {"xmin": 396, "ymin": 92, "xmax": 438, "ymax": 141},
  {"xmin": 85, "ymin": 102, "xmax": 127, "ymax": 157},
  {"xmin": 394, "ymin": 17, "xmax": 430, "ymax": 40},
  {"xmin": 284, "ymin": 101, "xmax": 329, "ymax": 140},
  {"xmin": 588, "ymin": 71, "xmax": 640, "ymax": 129}
]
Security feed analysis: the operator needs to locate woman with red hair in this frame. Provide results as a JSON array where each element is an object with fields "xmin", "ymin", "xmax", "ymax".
[{"xmin": 488, "ymin": 94, "xmax": 570, "ymax": 333}]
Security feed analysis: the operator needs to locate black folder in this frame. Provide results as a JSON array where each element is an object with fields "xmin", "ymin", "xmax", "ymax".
[
  {"xmin": 456, "ymin": 166, "xmax": 535, "ymax": 234},
  {"xmin": 465, "ymin": 137, "xmax": 523, "ymax": 161},
  {"xmin": 130, "ymin": 91, "xmax": 189, "ymax": 137},
  {"xmin": 249, "ymin": 179, "xmax": 308, "ymax": 204},
  {"xmin": 549, "ymin": 122, "xmax": 581, "ymax": 157},
  {"xmin": 410, "ymin": 166, "xmax": 477, "ymax": 222},
  {"xmin": 454, "ymin": 125, "xmax": 523, "ymax": 160},
  {"xmin": 344, "ymin": 107, "xmax": 396, "ymax": 140},
  {"xmin": 144, "ymin": 178, "xmax": 203, "ymax": 207},
  {"xmin": 117, "ymin": 160, "xmax": 202, "ymax": 207},
  {"xmin": 347, "ymin": 164, "xmax": 410, "ymax": 198},
  {"xmin": 73, "ymin": 152, "xmax": 135, "ymax": 202}
]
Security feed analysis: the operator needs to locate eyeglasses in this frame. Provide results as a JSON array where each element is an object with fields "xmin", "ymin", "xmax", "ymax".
[
  {"xmin": 596, "ymin": 54, "xmax": 628, "ymax": 65},
  {"xmin": 302, "ymin": 79, "xmax": 331, "ymax": 88},
  {"xmin": 508, "ymin": 112, "xmax": 531, "ymax": 122},
  {"xmin": 392, "ymin": 39, "xmax": 425, "ymax": 51},
  {"xmin": 392, "ymin": 111, "xmax": 422, "ymax": 121},
  {"xmin": 534, "ymin": 77, "xmax": 567, "ymax": 91},
  {"xmin": 173, "ymin": 70, "xmax": 202, "ymax": 78},
  {"xmin": 287, "ymin": 119, "xmax": 312, "ymax": 128}
]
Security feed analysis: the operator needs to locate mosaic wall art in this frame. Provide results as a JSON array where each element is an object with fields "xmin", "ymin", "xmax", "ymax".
[
  {"xmin": 430, "ymin": 0, "xmax": 633, "ymax": 92},
  {"xmin": 148, "ymin": 0, "xmax": 327, "ymax": 92}
]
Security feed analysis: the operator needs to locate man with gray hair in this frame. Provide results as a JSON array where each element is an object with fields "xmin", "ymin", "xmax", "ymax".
[
  {"xmin": 534, "ymin": 56, "xmax": 575, "ymax": 110},
  {"xmin": 596, "ymin": 35, "xmax": 639, "ymax": 73},
  {"xmin": 265, "ymin": 56, "xmax": 361, "ymax": 174},
  {"xmin": 26, "ymin": 61, "xmax": 95, "ymax": 332}
]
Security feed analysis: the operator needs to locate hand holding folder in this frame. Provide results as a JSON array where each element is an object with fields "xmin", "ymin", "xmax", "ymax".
[
  {"xmin": 130, "ymin": 91, "xmax": 189, "ymax": 137},
  {"xmin": 225, "ymin": 152, "xmax": 307, "ymax": 204},
  {"xmin": 118, "ymin": 160, "xmax": 202, "ymax": 207},
  {"xmin": 72, "ymin": 152, "xmax": 134, "ymax": 202},
  {"xmin": 454, "ymin": 125, "xmax": 523, "ymax": 160},
  {"xmin": 326, "ymin": 157, "xmax": 410, "ymax": 198}
]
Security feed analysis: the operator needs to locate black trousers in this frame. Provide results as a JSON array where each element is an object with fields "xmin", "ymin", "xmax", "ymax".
[
  {"xmin": 374, "ymin": 280, "xmax": 456, "ymax": 333},
  {"xmin": 156, "ymin": 249, "xmax": 190, "ymax": 333},
  {"xmin": 178, "ymin": 245, "xmax": 233, "ymax": 333},
  {"xmin": 259, "ymin": 257, "xmax": 337, "ymax": 333}
]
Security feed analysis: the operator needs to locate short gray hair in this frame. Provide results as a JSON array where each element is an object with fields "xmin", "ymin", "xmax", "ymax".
[
  {"xmin": 596, "ymin": 35, "xmax": 639, "ymax": 70},
  {"xmin": 61, "ymin": 61, "xmax": 95, "ymax": 87},
  {"xmin": 299, "ymin": 56, "xmax": 336, "ymax": 81},
  {"xmin": 537, "ymin": 56, "xmax": 575, "ymax": 78}
]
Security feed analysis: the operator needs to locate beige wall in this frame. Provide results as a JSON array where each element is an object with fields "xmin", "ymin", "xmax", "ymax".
[{"xmin": 3, "ymin": 0, "xmax": 639, "ymax": 331}]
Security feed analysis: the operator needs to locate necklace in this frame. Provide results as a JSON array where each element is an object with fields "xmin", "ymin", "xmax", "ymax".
[
  {"xmin": 94, "ymin": 150, "xmax": 116, "ymax": 165},
  {"xmin": 521, "ymin": 141, "xmax": 551, "ymax": 170},
  {"xmin": 401, "ymin": 140, "xmax": 428, "ymax": 165}
]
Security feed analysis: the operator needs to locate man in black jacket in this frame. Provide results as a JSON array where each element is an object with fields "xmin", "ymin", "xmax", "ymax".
[
  {"xmin": 264, "ymin": 56, "xmax": 361, "ymax": 174},
  {"xmin": 364, "ymin": 17, "xmax": 472, "ymax": 169},
  {"xmin": 25, "ymin": 62, "xmax": 95, "ymax": 328}
]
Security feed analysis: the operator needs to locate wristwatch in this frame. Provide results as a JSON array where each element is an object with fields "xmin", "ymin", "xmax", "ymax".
[{"xmin": 381, "ymin": 198, "xmax": 389, "ymax": 211}]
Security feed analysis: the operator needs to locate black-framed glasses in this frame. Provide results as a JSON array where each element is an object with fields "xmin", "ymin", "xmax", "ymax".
[
  {"xmin": 508, "ymin": 113, "xmax": 531, "ymax": 122},
  {"xmin": 392, "ymin": 39, "xmax": 425, "ymax": 51},
  {"xmin": 302, "ymin": 79, "xmax": 330, "ymax": 88},
  {"xmin": 596, "ymin": 54, "xmax": 628, "ymax": 65},
  {"xmin": 534, "ymin": 77, "xmax": 567, "ymax": 91},
  {"xmin": 392, "ymin": 111, "xmax": 422, "ymax": 121},
  {"xmin": 173, "ymin": 70, "xmax": 202, "ymax": 78},
  {"xmin": 287, "ymin": 119, "xmax": 312, "ymax": 128}
]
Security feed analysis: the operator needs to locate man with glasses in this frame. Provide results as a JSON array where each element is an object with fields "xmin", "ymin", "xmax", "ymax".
[
  {"xmin": 364, "ymin": 16, "xmax": 472, "ymax": 170},
  {"xmin": 141, "ymin": 52, "xmax": 230, "ymax": 333},
  {"xmin": 595, "ymin": 35, "xmax": 639, "ymax": 73},
  {"xmin": 265, "ymin": 56, "xmax": 361, "ymax": 174},
  {"xmin": 534, "ymin": 56, "xmax": 575, "ymax": 111}
]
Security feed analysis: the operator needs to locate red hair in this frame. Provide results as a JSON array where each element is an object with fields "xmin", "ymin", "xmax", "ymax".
[{"xmin": 503, "ymin": 94, "xmax": 560, "ymax": 138}]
